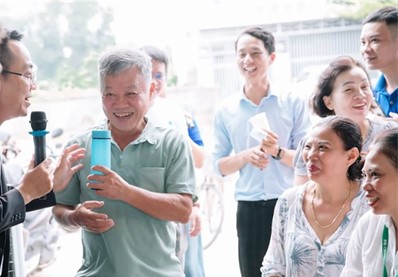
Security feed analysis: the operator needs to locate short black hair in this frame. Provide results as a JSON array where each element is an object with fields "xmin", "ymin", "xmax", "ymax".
[
  {"xmin": 362, "ymin": 6, "xmax": 398, "ymax": 38},
  {"xmin": 311, "ymin": 55, "xmax": 370, "ymax": 117},
  {"xmin": 234, "ymin": 26, "xmax": 275, "ymax": 55},
  {"xmin": 0, "ymin": 29, "xmax": 24, "ymax": 72},
  {"xmin": 370, "ymin": 128, "xmax": 398, "ymax": 169},
  {"xmin": 313, "ymin": 115, "xmax": 363, "ymax": 181},
  {"xmin": 362, "ymin": 6, "xmax": 398, "ymax": 26}
]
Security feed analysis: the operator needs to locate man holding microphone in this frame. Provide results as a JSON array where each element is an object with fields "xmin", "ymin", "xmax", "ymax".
[{"xmin": 0, "ymin": 25, "xmax": 85, "ymax": 275}]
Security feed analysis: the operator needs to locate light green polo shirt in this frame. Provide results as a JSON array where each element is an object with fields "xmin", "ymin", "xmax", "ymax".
[{"xmin": 55, "ymin": 121, "xmax": 196, "ymax": 277}]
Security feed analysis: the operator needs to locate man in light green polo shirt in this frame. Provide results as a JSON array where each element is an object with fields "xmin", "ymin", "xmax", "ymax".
[{"xmin": 52, "ymin": 48, "xmax": 196, "ymax": 277}]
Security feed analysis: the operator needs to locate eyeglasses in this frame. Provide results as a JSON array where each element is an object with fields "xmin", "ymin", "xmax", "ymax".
[
  {"xmin": 2, "ymin": 70, "xmax": 37, "ymax": 84},
  {"xmin": 152, "ymin": 72, "xmax": 165, "ymax": 81}
]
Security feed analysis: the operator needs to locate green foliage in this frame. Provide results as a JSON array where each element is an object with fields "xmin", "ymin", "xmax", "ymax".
[
  {"xmin": 57, "ymin": 51, "xmax": 100, "ymax": 90},
  {"xmin": 167, "ymin": 74, "xmax": 178, "ymax": 87},
  {"xmin": 327, "ymin": 0, "xmax": 397, "ymax": 20},
  {"xmin": 329, "ymin": 0, "xmax": 355, "ymax": 5},
  {"xmin": 2, "ymin": 0, "xmax": 115, "ymax": 89}
]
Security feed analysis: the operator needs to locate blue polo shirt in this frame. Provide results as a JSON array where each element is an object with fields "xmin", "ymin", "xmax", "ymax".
[{"xmin": 373, "ymin": 75, "xmax": 398, "ymax": 117}]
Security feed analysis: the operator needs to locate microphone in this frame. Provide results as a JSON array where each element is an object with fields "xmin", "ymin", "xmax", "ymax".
[
  {"xmin": 29, "ymin": 111, "xmax": 49, "ymax": 166},
  {"xmin": 26, "ymin": 111, "xmax": 55, "ymax": 212}
]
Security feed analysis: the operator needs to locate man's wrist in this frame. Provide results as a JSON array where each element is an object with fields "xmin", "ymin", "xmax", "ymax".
[
  {"xmin": 16, "ymin": 186, "xmax": 32, "ymax": 204},
  {"xmin": 272, "ymin": 146, "xmax": 284, "ymax": 160}
]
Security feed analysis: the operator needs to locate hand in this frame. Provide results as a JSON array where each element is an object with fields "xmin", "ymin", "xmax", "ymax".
[
  {"xmin": 261, "ymin": 130, "xmax": 279, "ymax": 156},
  {"xmin": 389, "ymin": 112, "xmax": 398, "ymax": 123},
  {"xmin": 17, "ymin": 157, "xmax": 53, "ymax": 204},
  {"xmin": 86, "ymin": 166, "xmax": 130, "ymax": 201},
  {"xmin": 240, "ymin": 146, "xmax": 269, "ymax": 170},
  {"xmin": 72, "ymin": 201, "xmax": 114, "ymax": 233},
  {"xmin": 189, "ymin": 205, "xmax": 202, "ymax": 237},
  {"xmin": 53, "ymin": 144, "xmax": 86, "ymax": 193}
]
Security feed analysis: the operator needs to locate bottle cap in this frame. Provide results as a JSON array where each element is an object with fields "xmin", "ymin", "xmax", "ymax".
[{"xmin": 92, "ymin": 130, "xmax": 111, "ymax": 139}]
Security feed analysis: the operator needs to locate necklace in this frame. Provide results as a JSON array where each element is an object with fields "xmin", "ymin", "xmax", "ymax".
[{"xmin": 311, "ymin": 181, "xmax": 352, "ymax": 229}]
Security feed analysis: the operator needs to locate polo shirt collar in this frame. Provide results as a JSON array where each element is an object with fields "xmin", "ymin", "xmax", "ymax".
[
  {"xmin": 239, "ymin": 82, "xmax": 278, "ymax": 103},
  {"xmin": 374, "ymin": 75, "xmax": 386, "ymax": 92},
  {"xmin": 99, "ymin": 118, "xmax": 158, "ymax": 146},
  {"xmin": 383, "ymin": 214, "xmax": 395, "ymax": 230},
  {"xmin": 131, "ymin": 118, "xmax": 158, "ymax": 145}
]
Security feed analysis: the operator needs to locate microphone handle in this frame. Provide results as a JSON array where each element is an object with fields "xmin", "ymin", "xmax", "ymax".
[
  {"xmin": 27, "ymin": 130, "xmax": 55, "ymax": 210},
  {"xmin": 33, "ymin": 135, "xmax": 46, "ymax": 166}
]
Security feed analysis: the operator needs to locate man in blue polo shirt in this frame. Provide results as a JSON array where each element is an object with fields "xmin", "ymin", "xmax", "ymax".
[
  {"xmin": 361, "ymin": 6, "xmax": 398, "ymax": 120},
  {"xmin": 212, "ymin": 26, "xmax": 310, "ymax": 277}
]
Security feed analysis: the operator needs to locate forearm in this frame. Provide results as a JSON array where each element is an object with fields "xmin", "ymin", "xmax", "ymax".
[
  {"xmin": 52, "ymin": 204, "xmax": 80, "ymax": 232},
  {"xmin": 16, "ymin": 186, "xmax": 34, "ymax": 205},
  {"xmin": 217, "ymin": 154, "xmax": 246, "ymax": 176},
  {"xmin": 278, "ymin": 148, "xmax": 294, "ymax": 167},
  {"xmin": 121, "ymin": 186, "xmax": 193, "ymax": 223},
  {"xmin": 190, "ymin": 140, "xmax": 205, "ymax": 168},
  {"xmin": 266, "ymin": 144, "xmax": 295, "ymax": 167}
]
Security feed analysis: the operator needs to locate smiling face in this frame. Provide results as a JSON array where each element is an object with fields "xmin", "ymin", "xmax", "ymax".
[
  {"xmin": 0, "ymin": 40, "xmax": 36, "ymax": 124},
  {"xmin": 322, "ymin": 66, "xmax": 373, "ymax": 123},
  {"xmin": 360, "ymin": 21, "xmax": 398, "ymax": 72},
  {"xmin": 303, "ymin": 125, "xmax": 358, "ymax": 184},
  {"xmin": 235, "ymin": 34, "xmax": 275, "ymax": 83},
  {"xmin": 362, "ymin": 148, "xmax": 398, "ymax": 216},
  {"xmin": 102, "ymin": 66, "xmax": 155, "ymax": 136}
]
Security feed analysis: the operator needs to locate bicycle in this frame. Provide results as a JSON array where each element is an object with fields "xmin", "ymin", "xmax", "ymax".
[{"xmin": 198, "ymin": 175, "xmax": 224, "ymax": 250}]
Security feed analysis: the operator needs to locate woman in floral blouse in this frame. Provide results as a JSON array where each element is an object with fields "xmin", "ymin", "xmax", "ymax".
[{"xmin": 261, "ymin": 116, "xmax": 369, "ymax": 277}]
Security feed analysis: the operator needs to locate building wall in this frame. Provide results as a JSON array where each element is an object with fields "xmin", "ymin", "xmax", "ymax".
[{"xmin": 198, "ymin": 17, "xmax": 367, "ymax": 96}]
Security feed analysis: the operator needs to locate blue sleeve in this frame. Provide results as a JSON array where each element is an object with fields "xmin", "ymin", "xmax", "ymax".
[
  {"xmin": 188, "ymin": 119, "xmax": 204, "ymax": 146},
  {"xmin": 211, "ymin": 108, "xmax": 233, "ymax": 177}
]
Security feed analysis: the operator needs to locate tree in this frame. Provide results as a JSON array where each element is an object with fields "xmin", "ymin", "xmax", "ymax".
[
  {"xmin": 1, "ymin": 0, "xmax": 115, "ymax": 89},
  {"xmin": 328, "ymin": 0, "xmax": 397, "ymax": 20}
]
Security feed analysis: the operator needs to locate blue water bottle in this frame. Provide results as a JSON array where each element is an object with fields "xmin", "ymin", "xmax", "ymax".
[{"xmin": 91, "ymin": 130, "xmax": 111, "ymax": 175}]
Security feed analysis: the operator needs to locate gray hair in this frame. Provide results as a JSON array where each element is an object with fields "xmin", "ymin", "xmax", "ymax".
[
  {"xmin": 140, "ymin": 45, "xmax": 169, "ymax": 74},
  {"xmin": 98, "ymin": 48, "xmax": 152, "ymax": 93}
]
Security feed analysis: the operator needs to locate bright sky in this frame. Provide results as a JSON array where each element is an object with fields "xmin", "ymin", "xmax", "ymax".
[
  {"xmin": 1, "ymin": 0, "xmax": 357, "ymax": 47},
  {"xmin": 98, "ymin": 0, "xmax": 334, "ymax": 80},
  {"xmin": 1, "ymin": 0, "xmax": 337, "ymax": 48},
  {"xmin": 104, "ymin": 0, "xmax": 332, "ymax": 47},
  {"xmin": 0, "ymin": 0, "xmax": 337, "ymax": 83}
]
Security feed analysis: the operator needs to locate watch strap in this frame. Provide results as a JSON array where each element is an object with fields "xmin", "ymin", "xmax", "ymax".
[{"xmin": 272, "ymin": 146, "xmax": 283, "ymax": 160}]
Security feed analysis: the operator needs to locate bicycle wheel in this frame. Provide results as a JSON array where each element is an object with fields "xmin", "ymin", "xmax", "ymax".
[{"xmin": 199, "ymin": 182, "xmax": 224, "ymax": 250}]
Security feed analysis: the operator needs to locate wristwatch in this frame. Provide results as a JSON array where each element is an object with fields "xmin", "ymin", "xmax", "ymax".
[{"xmin": 272, "ymin": 146, "xmax": 284, "ymax": 160}]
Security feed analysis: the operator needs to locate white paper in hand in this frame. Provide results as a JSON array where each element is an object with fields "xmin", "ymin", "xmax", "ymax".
[{"xmin": 249, "ymin": 112, "xmax": 271, "ymax": 142}]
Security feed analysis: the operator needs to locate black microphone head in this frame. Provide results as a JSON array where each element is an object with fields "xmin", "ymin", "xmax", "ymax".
[{"xmin": 30, "ymin": 111, "xmax": 47, "ymax": 131}]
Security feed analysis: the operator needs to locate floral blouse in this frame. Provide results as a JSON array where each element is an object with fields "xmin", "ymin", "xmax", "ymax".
[{"xmin": 261, "ymin": 184, "xmax": 369, "ymax": 277}]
